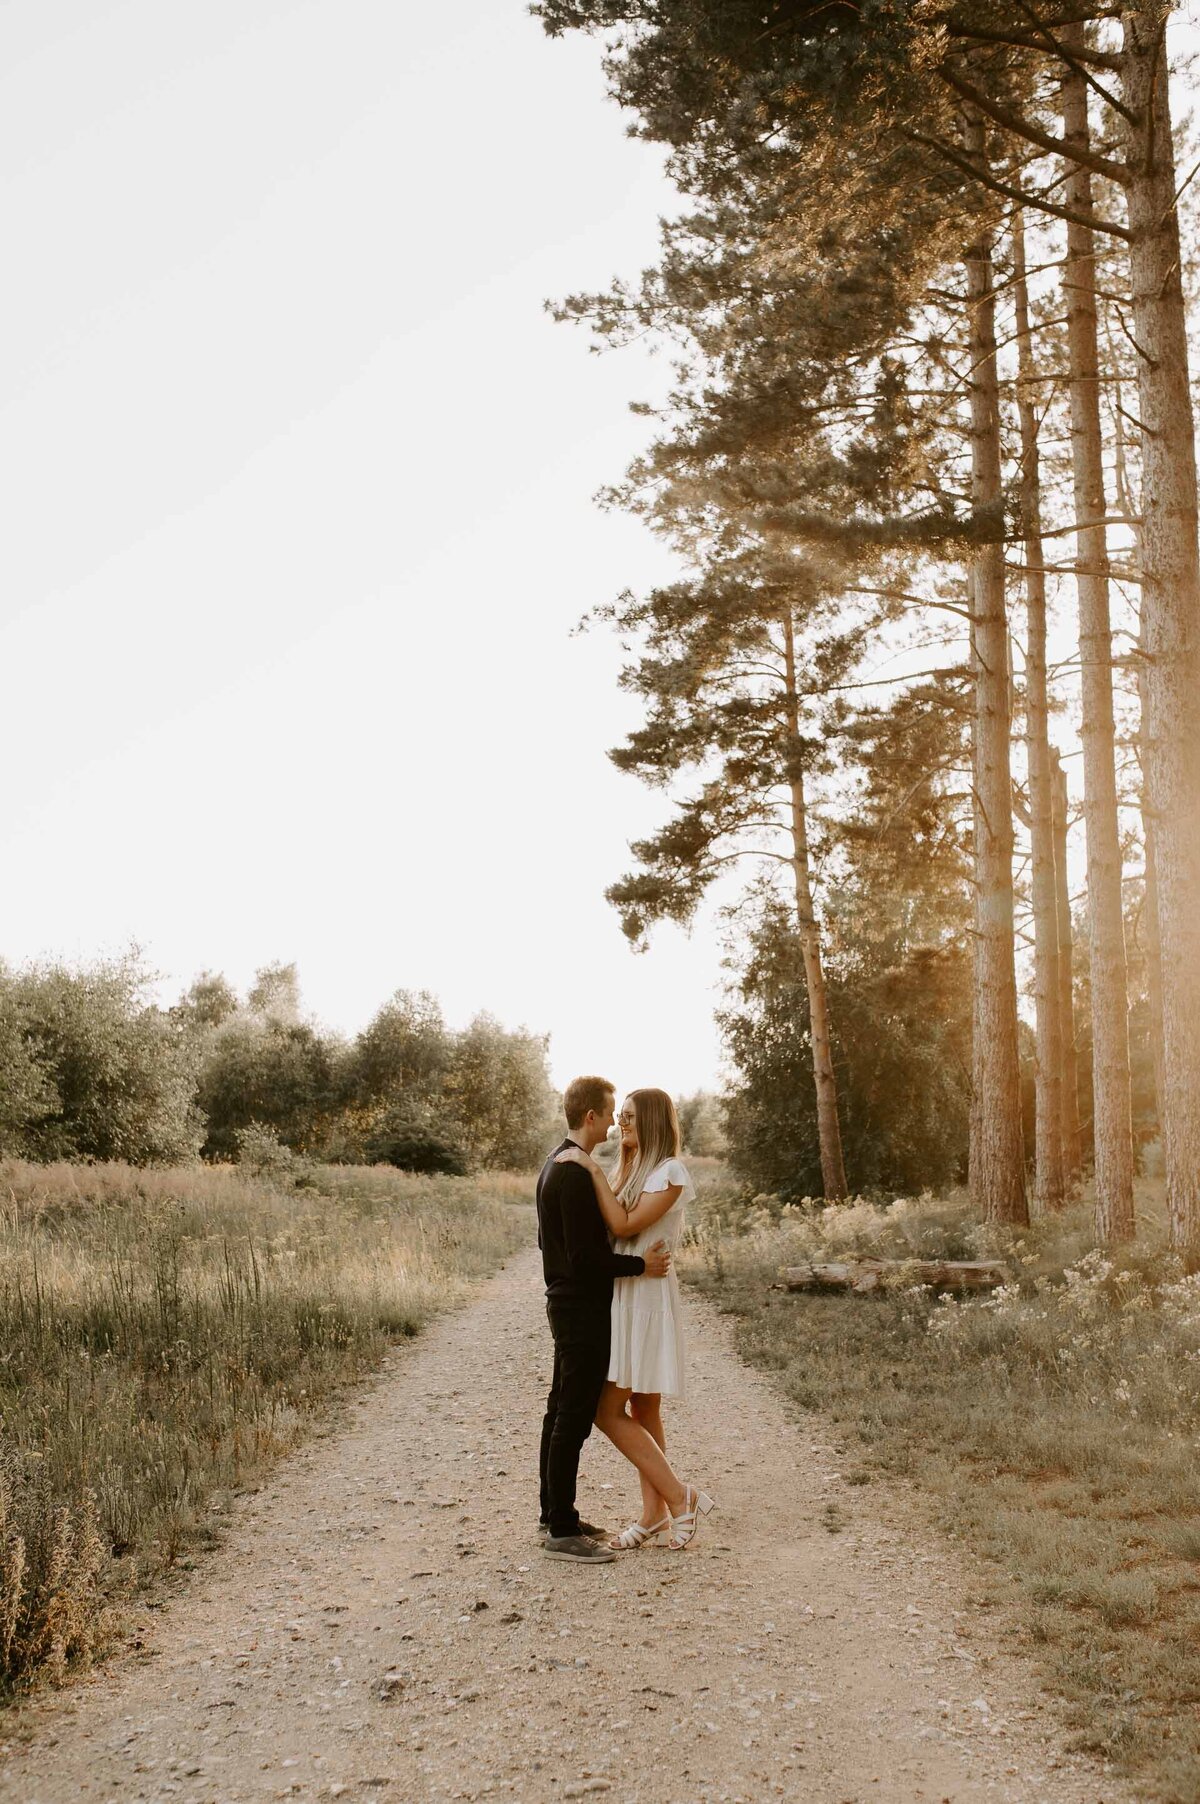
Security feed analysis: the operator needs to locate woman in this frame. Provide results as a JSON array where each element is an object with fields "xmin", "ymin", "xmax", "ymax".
[{"xmin": 556, "ymin": 1088, "xmax": 714, "ymax": 1551}]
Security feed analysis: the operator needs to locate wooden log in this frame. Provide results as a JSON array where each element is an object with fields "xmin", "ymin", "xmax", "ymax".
[
  {"xmin": 919, "ymin": 1260, "xmax": 1010, "ymax": 1292},
  {"xmin": 780, "ymin": 1258, "xmax": 1008, "ymax": 1295}
]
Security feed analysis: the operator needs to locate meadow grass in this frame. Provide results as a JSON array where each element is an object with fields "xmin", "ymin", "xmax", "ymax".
[
  {"xmin": 681, "ymin": 1174, "xmax": 1200, "ymax": 1803},
  {"xmin": 0, "ymin": 1158, "xmax": 532, "ymax": 1695}
]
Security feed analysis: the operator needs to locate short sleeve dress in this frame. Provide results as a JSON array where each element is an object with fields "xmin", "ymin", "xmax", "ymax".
[{"xmin": 607, "ymin": 1156, "xmax": 694, "ymax": 1398}]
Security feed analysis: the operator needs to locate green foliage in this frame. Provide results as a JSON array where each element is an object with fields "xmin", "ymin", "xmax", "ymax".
[
  {"xmin": 0, "ymin": 958, "xmax": 556, "ymax": 1177},
  {"xmin": 0, "ymin": 955, "xmax": 203, "ymax": 1165},
  {"xmin": 0, "ymin": 970, "xmax": 59, "ymax": 1154},
  {"xmin": 171, "ymin": 971, "xmax": 239, "ymax": 1031},
  {"xmin": 445, "ymin": 1014, "xmax": 558, "ymax": 1170},
  {"xmin": 343, "ymin": 988, "xmax": 452, "ymax": 1113},
  {"xmin": 331, "ymin": 994, "xmax": 556, "ymax": 1172},
  {"xmin": 722, "ymin": 883, "xmax": 971, "ymax": 1200},
  {"xmin": 196, "ymin": 1014, "xmax": 338, "ymax": 1160},
  {"xmin": 246, "ymin": 961, "xmax": 302, "ymax": 1026},
  {"xmin": 676, "ymin": 1090, "xmax": 726, "ymax": 1157},
  {"xmin": 365, "ymin": 1115, "xmax": 470, "ymax": 1177},
  {"xmin": 720, "ymin": 672, "xmax": 973, "ymax": 1198},
  {"xmin": 233, "ymin": 1121, "xmax": 307, "ymax": 1180}
]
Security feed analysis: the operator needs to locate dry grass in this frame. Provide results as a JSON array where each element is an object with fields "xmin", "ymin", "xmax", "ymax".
[
  {"xmin": 0, "ymin": 1158, "xmax": 532, "ymax": 1696},
  {"xmin": 681, "ymin": 1173, "xmax": 1200, "ymax": 1804}
]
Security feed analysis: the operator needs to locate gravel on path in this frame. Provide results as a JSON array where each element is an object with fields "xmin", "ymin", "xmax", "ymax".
[{"xmin": 0, "ymin": 1246, "xmax": 1127, "ymax": 1804}]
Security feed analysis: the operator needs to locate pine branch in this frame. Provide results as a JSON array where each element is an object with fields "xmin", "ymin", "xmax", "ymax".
[
  {"xmin": 875, "ymin": 756, "xmax": 967, "ymax": 841},
  {"xmin": 905, "ymin": 130, "xmax": 1133, "ymax": 242},
  {"xmin": 846, "ymin": 586, "xmax": 971, "ymax": 621},
  {"xmin": 1111, "ymin": 304, "xmax": 1156, "ymax": 370},
  {"xmin": 1036, "ymin": 512, "xmax": 1141, "ymax": 540},
  {"xmin": 706, "ymin": 847, "xmax": 794, "ymax": 867},
  {"xmin": 804, "ymin": 665, "xmax": 968, "ymax": 695},
  {"xmin": 1008, "ymin": 561, "xmax": 1145, "ymax": 582},
  {"xmin": 703, "ymin": 669, "xmax": 788, "ymax": 692},
  {"xmin": 939, "ymin": 67, "xmax": 1130, "ymax": 188},
  {"xmin": 946, "ymin": 23, "xmax": 1120, "ymax": 77},
  {"xmin": 1010, "ymin": 0, "xmax": 1134, "ymax": 122},
  {"xmin": 755, "ymin": 497, "xmax": 998, "ymax": 553},
  {"xmin": 939, "ymin": 252, "xmax": 1066, "ymax": 308},
  {"xmin": 1112, "ymin": 397, "xmax": 1151, "ymax": 433}
]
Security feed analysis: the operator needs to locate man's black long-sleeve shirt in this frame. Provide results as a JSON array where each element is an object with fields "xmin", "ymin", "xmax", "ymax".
[{"xmin": 536, "ymin": 1139, "xmax": 645, "ymax": 1304}]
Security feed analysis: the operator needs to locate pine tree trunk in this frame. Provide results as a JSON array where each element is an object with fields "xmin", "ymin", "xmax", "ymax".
[
  {"xmin": 963, "ymin": 117, "xmax": 1028, "ymax": 1227},
  {"xmin": 1140, "ymin": 677, "xmax": 1168, "ymax": 1134},
  {"xmin": 781, "ymin": 611, "xmax": 849, "ymax": 1200},
  {"xmin": 1112, "ymin": 386, "xmax": 1167, "ymax": 1145},
  {"xmin": 1120, "ymin": 6, "xmax": 1200, "ymax": 1254},
  {"xmin": 967, "ymin": 563, "xmax": 984, "ymax": 1200},
  {"xmin": 1136, "ymin": 594, "xmax": 1168, "ymax": 1136},
  {"xmin": 1060, "ymin": 31, "xmax": 1135, "ymax": 1242},
  {"xmin": 1052, "ymin": 750, "xmax": 1084, "ymax": 1187},
  {"xmin": 1012, "ymin": 209, "xmax": 1065, "ymax": 1213}
]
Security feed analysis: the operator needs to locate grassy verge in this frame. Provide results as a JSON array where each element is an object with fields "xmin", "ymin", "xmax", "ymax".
[
  {"xmin": 681, "ymin": 1178, "xmax": 1200, "ymax": 1804},
  {"xmin": 0, "ymin": 1158, "xmax": 532, "ymax": 1695}
]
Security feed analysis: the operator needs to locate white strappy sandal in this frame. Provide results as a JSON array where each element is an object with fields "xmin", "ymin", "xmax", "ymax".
[
  {"xmin": 609, "ymin": 1513, "xmax": 670, "ymax": 1551},
  {"xmin": 667, "ymin": 1485, "xmax": 716, "ymax": 1550}
]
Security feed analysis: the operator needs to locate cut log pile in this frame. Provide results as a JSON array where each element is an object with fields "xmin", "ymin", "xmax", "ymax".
[{"xmin": 778, "ymin": 1259, "xmax": 1010, "ymax": 1295}]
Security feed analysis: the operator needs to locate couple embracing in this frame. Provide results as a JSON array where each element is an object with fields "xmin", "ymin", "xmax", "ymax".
[{"xmin": 535, "ymin": 1075, "xmax": 716, "ymax": 1564}]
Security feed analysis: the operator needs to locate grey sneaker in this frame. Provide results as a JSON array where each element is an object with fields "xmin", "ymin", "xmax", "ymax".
[
  {"xmin": 537, "ymin": 1519, "xmax": 604, "ymax": 1543},
  {"xmin": 542, "ymin": 1533, "xmax": 616, "ymax": 1564}
]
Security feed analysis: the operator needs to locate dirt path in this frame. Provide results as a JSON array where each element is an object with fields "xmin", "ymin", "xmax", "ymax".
[{"xmin": 1, "ymin": 1247, "xmax": 1126, "ymax": 1804}]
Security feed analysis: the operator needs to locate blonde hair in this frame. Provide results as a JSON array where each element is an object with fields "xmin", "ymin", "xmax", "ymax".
[{"xmin": 613, "ymin": 1088, "xmax": 681, "ymax": 1209}]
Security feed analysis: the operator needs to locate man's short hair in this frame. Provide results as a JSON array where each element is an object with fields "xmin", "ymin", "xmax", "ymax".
[{"xmin": 563, "ymin": 1075, "xmax": 615, "ymax": 1130}]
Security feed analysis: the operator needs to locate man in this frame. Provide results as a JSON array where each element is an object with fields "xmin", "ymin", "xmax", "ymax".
[{"xmin": 536, "ymin": 1074, "xmax": 671, "ymax": 1563}]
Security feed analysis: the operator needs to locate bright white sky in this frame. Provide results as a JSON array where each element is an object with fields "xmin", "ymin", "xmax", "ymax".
[
  {"xmin": 0, "ymin": 0, "xmax": 736, "ymax": 1097},
  {"xmin": 3, "ymin": 5, "xmax": 1197, "ymax": 1103}
]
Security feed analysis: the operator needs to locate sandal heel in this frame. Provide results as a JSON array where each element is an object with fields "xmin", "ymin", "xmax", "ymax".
[{"xmin": 666, "ymin": 1484, "xmax": 717, "ymax": 1550}]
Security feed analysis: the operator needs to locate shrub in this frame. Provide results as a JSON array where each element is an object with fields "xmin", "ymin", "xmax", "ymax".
[
  {"xmin": 0, "ymin": 973, "xmax": 59, "ymax": 1154},
  {"xmin": 1, "ymin": 955, "xmax": 203, "ymax": 1164},
  {"xmin": 197, "ymin": 1016, "xmax": 338, "ymax": 1158},
  {"xmin": 0, "ymin": 1440, "xmax": 111, "ymax": 1690},
  {"xmin": 676, "ymin": 1091, "xmax": 727, "ymax": 1158},
  {"xmin": 234, "ymin": 1122, "xmax": 303, "ymax": 1180},
  {"xmin": 344, "ymin": 989, "xmax": 452, "ymax": 1112},
  {"xmin": 366, "ymin": 1118, "xmax": 469, "ymax": 1176},
  {"xmin": 444, "ymin": 1014, "xmax": 558, "ymax": 1169},
  {"xmin": 720, "ymin": 898, "xmax": 971, "ymax": 1201}
]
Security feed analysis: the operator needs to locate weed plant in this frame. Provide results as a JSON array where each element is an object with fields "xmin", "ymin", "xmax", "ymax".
[
  {"xmin": 0, "ymin": 1158, "xmax": 531, "ymax": 1696},
  {"xmin": 681, "ymin": 1177, "xmax": 1200, "ymax": 1803}
]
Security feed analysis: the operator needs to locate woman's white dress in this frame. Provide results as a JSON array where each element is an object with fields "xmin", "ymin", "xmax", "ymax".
[{"xmin": 608, "ymin": 1156, "xmax": 693, "ymax": 1398}]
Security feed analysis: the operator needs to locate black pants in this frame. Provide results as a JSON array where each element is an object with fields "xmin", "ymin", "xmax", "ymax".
[{"xmin": 538, "ymin": 1298, "xmax": 610, "ymax": 1538}]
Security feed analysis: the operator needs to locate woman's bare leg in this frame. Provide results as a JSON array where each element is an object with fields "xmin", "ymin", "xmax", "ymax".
[
  {"xmin": 629, "ymin": 1392, "xmax": 668, "ymax": 1526},
  {"xmin": 595, "ymin": 1382, "xmax": 686, "ymax": 1518}
]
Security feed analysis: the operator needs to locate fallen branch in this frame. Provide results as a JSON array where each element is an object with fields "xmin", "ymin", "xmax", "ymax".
[{"xmin": 778, "ymin": 1258, "xmax": 1009, "ymax": 1295}]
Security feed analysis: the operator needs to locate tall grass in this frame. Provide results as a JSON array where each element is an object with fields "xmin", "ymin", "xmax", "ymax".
[
  {"xmin": 681, "ymin": 1176, "xmax": 1200, "ymax": 1804},
  {"xmin": 0, "ymin": 1158, "xmax": 532, "ymax": 1696}
]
